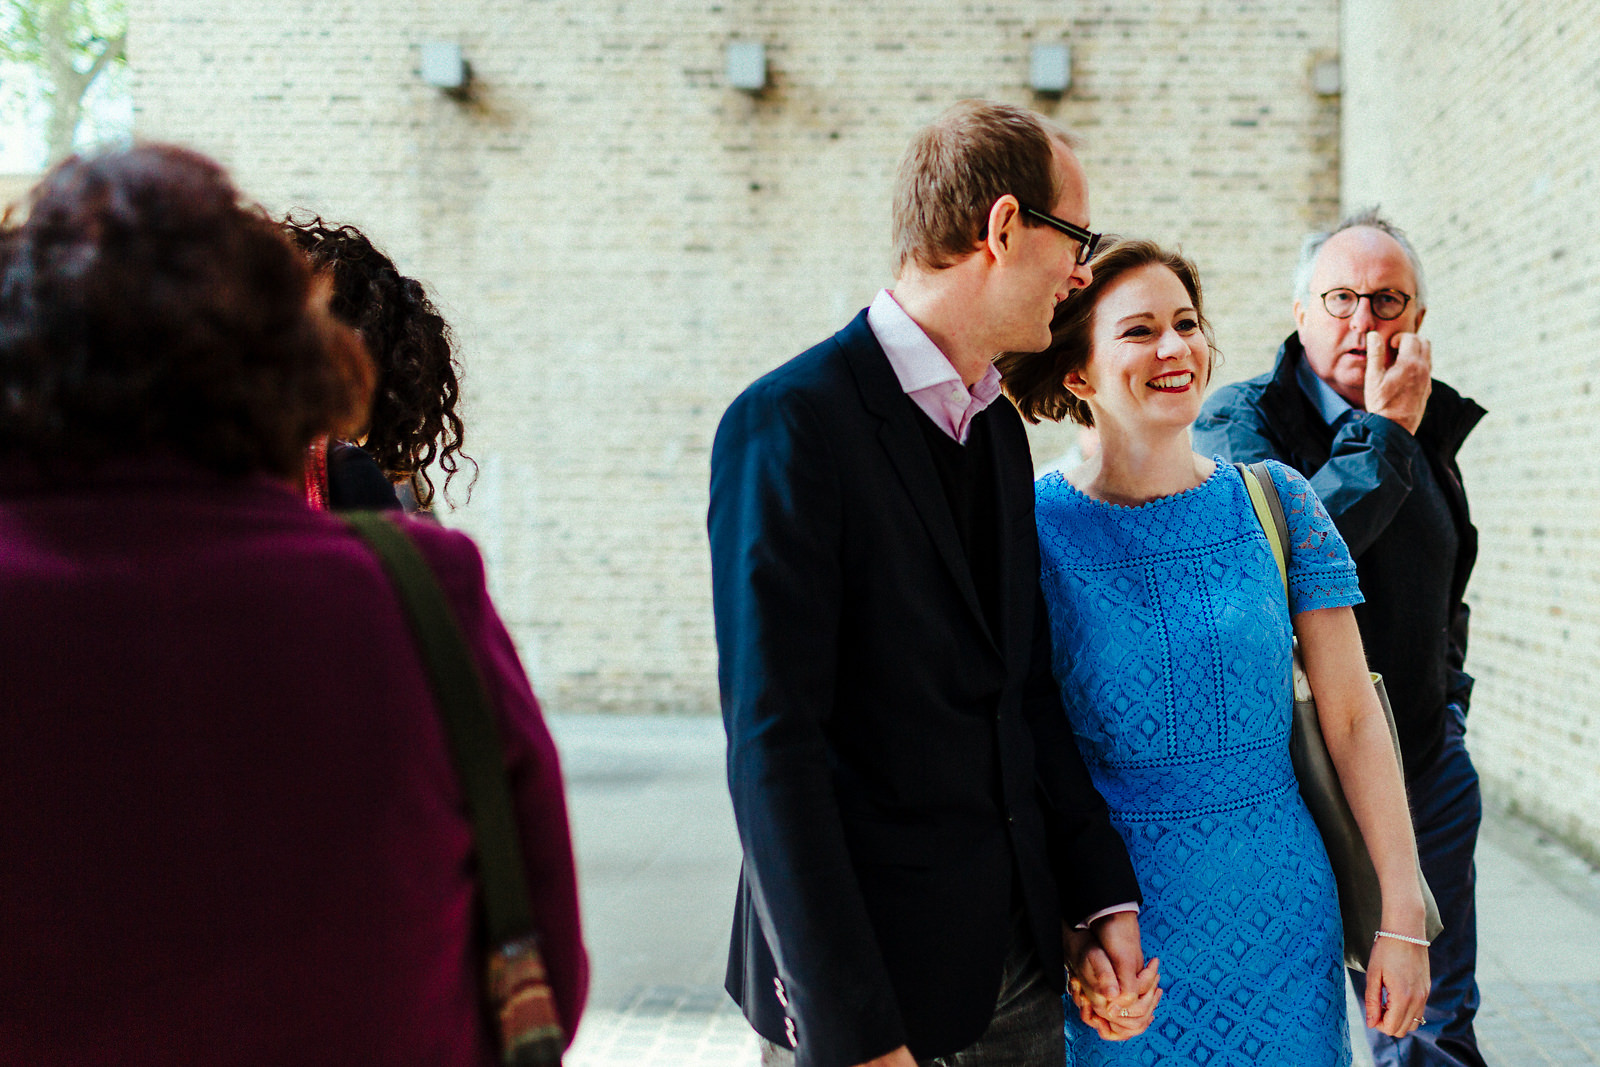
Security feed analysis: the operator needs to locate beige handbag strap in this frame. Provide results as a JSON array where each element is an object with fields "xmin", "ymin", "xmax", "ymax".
[
  {"xmin": 1237, "ymin": 462, "xmax": 1287, "ymax": 591},
  {"xmin": 1237, "ymin": 463, "xmax": 1314, "ymax": 703}
]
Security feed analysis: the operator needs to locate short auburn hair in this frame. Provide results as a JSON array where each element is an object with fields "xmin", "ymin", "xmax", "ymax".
[
  {"xmin": 891, "ymin": 99, "xmax": 1077, "ymax": 274},
  {"xmin": 0, "ymin": 144, "xmax": 372, "ymax": 479},
  {"xmin": 997, "ymin": 238, "xmax": 1217, "ymax": 427}
]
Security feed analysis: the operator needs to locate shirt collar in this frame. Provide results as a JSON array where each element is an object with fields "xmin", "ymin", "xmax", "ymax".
[
  {"xmin": 867, "ymin": 288, "xmax": 1003, "ymax": 405},
  {"xmin": 1294, "ymin": 349, "xmax": 1358, "ymax": 428}
]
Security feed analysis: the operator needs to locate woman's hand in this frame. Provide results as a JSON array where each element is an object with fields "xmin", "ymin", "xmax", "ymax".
[
  {"xmin": 1068, "ymin": 970, "xmax": 1163, "ymax": 1041},
  {"xmin": 1364, "ymin": 935, "xmax": 1430, "ymax": 1037},
  {"xmin": 1295, "ymin": 606, "xmax": 1435, "ymax": 1039},
  {"xmin": 1063, "ymin": 922, "xmax": 1161, "ymax": 1040}
]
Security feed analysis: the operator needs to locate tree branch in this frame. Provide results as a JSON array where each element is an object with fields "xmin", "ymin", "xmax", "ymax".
[{"xmin": 79, "ymin": 29, "xmax": 124, "ymax": 87}]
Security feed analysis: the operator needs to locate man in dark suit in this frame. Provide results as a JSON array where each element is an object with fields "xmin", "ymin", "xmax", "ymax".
[{"xmin": 709, "ymin": 100, "xmax": 1152, "ymax": 1067}]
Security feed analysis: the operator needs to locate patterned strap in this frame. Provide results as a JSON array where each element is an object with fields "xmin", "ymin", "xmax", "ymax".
[{"xmin": 304, "ymin": 435, "xmax": 330, "ymax": 511}]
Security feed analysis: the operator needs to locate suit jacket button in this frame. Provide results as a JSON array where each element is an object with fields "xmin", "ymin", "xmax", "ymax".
[
  {"xmin": 785, "ymin": 1017, "xmax": 798, "ymax": 1047},
  {"xmin": 773, "ymin": 976, "xmax": 789, "ymax": 1008}
]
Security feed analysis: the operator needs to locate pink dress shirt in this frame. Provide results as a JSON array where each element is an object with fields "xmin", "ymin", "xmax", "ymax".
[{"xmin": 866, "ymin": 289, "xmax": 1003, "ymax": 443}]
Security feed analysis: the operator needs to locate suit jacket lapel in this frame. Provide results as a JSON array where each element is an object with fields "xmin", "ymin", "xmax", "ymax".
[{"xmin": 835, "ymin": 312, "xmax": 995, "ymax": 647}]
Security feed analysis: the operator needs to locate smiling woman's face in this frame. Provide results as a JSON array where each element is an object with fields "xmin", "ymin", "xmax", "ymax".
[{"xmin": 1067, "ymin": 262, "xmax": 1212, "ymax": 435}]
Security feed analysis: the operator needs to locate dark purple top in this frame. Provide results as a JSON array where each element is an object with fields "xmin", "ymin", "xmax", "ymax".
[{"xmin": 0, "ymin": 458, "xmax": 587, "ymax": 1065}]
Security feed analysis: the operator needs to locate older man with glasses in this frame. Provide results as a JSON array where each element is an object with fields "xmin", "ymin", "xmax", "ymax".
[{"xmin": 1194, "ymin": 208, "xmax": 1488, "ymax": 1067}]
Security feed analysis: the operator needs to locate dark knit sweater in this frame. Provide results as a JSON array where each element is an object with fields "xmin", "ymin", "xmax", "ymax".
[{"xmin": 913, "ymin": 401, "xmax": 1002, "ymax": 634}]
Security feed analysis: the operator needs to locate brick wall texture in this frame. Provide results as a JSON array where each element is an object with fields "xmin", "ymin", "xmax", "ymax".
[
  {"xmin": 1342, "ymin": 1, "xmax": 1600, "ymax": 860},
  {"xmin": 128, "ymin": 1, "xmax": 1340, "ymax": 714},
  {"xmin": 0, "ymin": 174, "xmax": 34, "ymax": 206}
]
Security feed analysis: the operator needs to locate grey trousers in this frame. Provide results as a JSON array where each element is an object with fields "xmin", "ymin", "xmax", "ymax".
[{"xmin": 757, "ymin": 924, "xmax": 1065, "ymax": 1067}]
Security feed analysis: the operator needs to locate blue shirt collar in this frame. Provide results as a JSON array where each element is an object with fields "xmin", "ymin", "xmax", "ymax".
[{"xmin": 1294, "ymin": 349, "xmax": 1358, "ymax": 428}]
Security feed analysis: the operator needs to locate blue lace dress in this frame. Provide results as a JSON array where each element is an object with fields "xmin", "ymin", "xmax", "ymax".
[{"xmin": 1040, "ymin": 460, "xmax": 1362, "ymax": 1067}]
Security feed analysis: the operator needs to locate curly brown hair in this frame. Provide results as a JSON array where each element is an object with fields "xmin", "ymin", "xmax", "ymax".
[
  {"xmin": 0, "ymin": 145, "xmax": 371, "ymax": 479},
  {"xmin": 997, "ymin": 238, "xmax": 1217, "ymax": 427},
  {"xmin": 282, "ymin": 215, "xmax": 472, "ymax": 507}
]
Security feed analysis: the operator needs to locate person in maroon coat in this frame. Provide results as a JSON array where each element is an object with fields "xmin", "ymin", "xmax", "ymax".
[{"xmin": 0, "ymin": 144, "xmax": 587, "ymax": 1065}]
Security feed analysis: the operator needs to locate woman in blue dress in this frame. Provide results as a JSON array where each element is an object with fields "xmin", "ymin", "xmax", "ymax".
[{"xmin": 996, "ymin": 239, "xmax": 1430, "ymax": 1065}]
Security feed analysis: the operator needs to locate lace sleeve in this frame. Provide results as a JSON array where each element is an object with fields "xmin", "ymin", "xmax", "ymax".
[{"xmin": 1264, "ymin": 460, "xmax": 1364, "ymax": 615}]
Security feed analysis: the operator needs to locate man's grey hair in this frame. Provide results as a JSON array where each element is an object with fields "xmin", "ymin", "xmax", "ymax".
[{"xmin": 1293, "ymin": 206, "xmax": 1428, "ymax": 309}]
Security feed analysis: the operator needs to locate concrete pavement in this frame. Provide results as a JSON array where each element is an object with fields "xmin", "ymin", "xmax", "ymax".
[
  {"xmin": 1472, "ymin": 810, "xmax": 1600, "ymax": 1064},
  {"xmin": 549, "ymin": 714, "xmax": 1600, "ymax": 1066},
  {"xmin": 551, "ymin": 714, "xmax": 754, "ymax": 1066}
]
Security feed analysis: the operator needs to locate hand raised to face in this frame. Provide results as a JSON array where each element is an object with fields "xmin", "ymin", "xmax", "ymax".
[{"xmin": 1362, "ymin": 330, "xmax": 1432, "ymax": 435}]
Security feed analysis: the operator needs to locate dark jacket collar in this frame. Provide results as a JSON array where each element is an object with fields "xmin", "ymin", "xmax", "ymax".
[
  {"xmin": 1263, "ymin": 332, "xmax": 1486, "ymax": 463},
  {"xmin": 835, "ymin": 307, "xmax": 908, "ymax": 423}
]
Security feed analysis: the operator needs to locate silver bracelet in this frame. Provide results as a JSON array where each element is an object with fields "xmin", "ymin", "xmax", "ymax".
[{"xmin": 1373, "ymin": 929, "xmax": 1431, "ymax": 947}]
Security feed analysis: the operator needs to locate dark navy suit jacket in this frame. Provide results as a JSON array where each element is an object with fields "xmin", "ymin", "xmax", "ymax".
[{"xmin": 708, "ymin": 311, "xmax": 1139, "ymax": 1067}]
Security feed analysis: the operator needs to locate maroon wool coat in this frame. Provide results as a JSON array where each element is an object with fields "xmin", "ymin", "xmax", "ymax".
[{"xmin": 0, "ymin": 457, "xmax": 587, "ymax": 1066}]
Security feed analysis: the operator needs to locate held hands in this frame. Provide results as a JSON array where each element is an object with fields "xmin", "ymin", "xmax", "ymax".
[
  {"xmin": 1364, "ymin": 934, "xmax": 1431, "ymax": 1038},
  {"xmin": 1064, "ymin": 912, "xmax": 1161, "ymax": 1041},
  {"xmin": 1363, "ymin": 330, "xmax": 1432, "ymax": 435}
]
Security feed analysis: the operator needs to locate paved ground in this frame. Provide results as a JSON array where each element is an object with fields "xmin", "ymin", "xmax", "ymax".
[
  {"xmin": 551, "ymin": 715, "xmax": 755, "ymax": 1066},
  {"xmin": 550, "ymin": 714, "xmax": 1600, "ymax": 1067}
]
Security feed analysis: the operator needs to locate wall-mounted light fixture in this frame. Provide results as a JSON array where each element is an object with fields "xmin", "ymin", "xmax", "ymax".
[
  {"xmin": 1312, "ymin": 58, "xmax": 1341, "ymax": 96},
  {"xmin": 1030, "ymin": 44, "xmax": 1071, "ymax": 95},
  {"xmin": 421, "ymin": 41, "xmax": 470, "ymax": 98},
  {"xmin": 726, "ymin": 42, "xmax": 767, "ymax": 92}
]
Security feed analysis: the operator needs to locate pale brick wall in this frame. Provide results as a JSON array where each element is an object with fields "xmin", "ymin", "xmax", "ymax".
[
  {"xmin": 130, "ymin": 0, "xmax": 1337, "ymax": 713},
  {"xmin": 1342, "ymin": 2, "xmax": 1600, "ymax": 857},
  {"xmin": 0, "ymin": 174, "xmax": 34, "ymax": 208}
]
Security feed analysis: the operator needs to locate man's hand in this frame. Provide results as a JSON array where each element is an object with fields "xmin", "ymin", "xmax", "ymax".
[
  {"xmin": 1363, "ymin": 329, "xmax": 1432, "ymax": 434},
  {"xmin": 1064, "ymin": 913, "xmax": 1160, "ymax": 1040},
  {"xmin": 851, "ymin": 1046, "xmax": 917, "ymax": 1067}
]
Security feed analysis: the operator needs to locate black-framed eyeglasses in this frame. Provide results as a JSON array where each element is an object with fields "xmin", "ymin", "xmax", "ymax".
[
  {"xmin": 1019, "ymin": 204, "xmax": 1101, "ymax": 265},
  {"xmin": 1318, "ymin": 288, "xmax": 1413, "ymax": 321}
]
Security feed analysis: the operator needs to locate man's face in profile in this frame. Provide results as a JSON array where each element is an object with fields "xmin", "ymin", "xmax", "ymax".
[{"xmin": 989, "ymin": 140, "xmax": 1096, "ymax": 356}]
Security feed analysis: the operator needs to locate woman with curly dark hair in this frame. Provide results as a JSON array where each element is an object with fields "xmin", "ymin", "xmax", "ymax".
[
  {"xmin": 283, "ymin": 215, "xmax": 472, "ymax": 510},
  {"xmin": 0, "ymin": 144, "xmax": 586, "ymax": 1065}
]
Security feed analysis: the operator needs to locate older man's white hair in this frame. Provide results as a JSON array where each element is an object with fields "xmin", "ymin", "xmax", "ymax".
[{"xmin": 1293, "ymin": 206, "xmax": 1429, "ymax": 309}]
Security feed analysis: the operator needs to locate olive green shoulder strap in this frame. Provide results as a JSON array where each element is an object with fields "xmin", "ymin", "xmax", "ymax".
[{"xmin": 340, "ymin": 510, "xmax": 533, "ymax": 946}]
